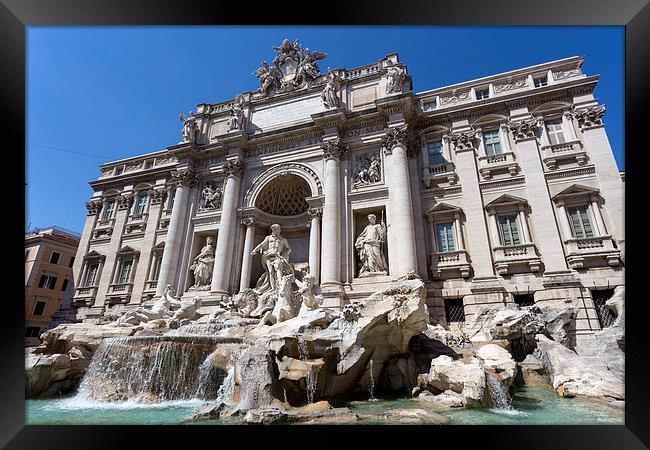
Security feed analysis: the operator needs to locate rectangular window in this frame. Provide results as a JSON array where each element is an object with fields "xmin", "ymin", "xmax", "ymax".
[
  {"xmin": 134, "ymin": 194, "xmax": 148, "ymax": 215},
  {"xmin": 167, "ymin": 188, "xmax": 176, "ymax": 211},
  {"xmin": 427, "ymin": 140, "xmax": 446, "ymax": 165},
  {"xmin": 144, "ymin": 159, "xmax": 154, "ymax": 169},
  {"xmin": 475, "ymin": 88, "xmax": 490, "ymax": 100},
  {"xmin": 49, "ymin": 251, "xmax": 60, "ymax": 264},
  {"xmin": 38, "ymin": 275, "xmax": 57, "ymax": 289},
  {"xmin": 591, "ymin": 289, "xmax": 616, "ymax": 328},
  {"xmin": 483, "ymin": 130, "xmax": 502, "ymax": 156},
  {"xmin": 83, "ymin": 263, "xmax": 99, "ymax": 287},
  {"xmin": 498, "ymin": 215, "xmax": 521, "ymax": 246},
  {"xmin": 117, "ymin": 259, "xmax": 134, "ymax": 284},
  {"xmin": 69, "ymin": 256, "xmax": 75, "ymax": 268},
  {"xmin": 25, "ymin": 327, "xmax": 41, "ymax": 338},
  {"xmin": 567, "ymin": 206, "xmax": 595, "ymax": 239},
  {"xmin": 445, "ymin": 298, "xmax": 465, "ymax": 323},
  {"xmin": 102, "ymin": 200, "xmax": 116, "ymax": 220},
  {"xmin": 435, "ymin": 222, "xmax": 456, "ymax": 253},
  {"xmin": 514, "ymin": 294, "xmax": 535, "ymax": 307},
  {"xmin": 534, "ymin": 75, "xmax": 548, "ymax": 87},
  {"xmin": 423, "ymin": 100, "xmax": 437, "ymax": 111},
  {"xmin": 33, "ymin": 300, "xmax": 46, "ymax": 316},
  {"xmin": 114, "ymin": 166, "xmax": 123, "ymax": 176},
  {"xmin": 151, "ymin": 254, "xmax": 163, "ymax": 281},
  {"xmin": 546, "ymin": 119, "xmax": 566, "ymax": 145},
  {"xmin": 61, "ymin": 278, "xmax": 69, "ymax": 292}
]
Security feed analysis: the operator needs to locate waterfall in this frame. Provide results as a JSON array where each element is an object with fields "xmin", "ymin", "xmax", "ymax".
[
  {"xmin": 297, "ymin": 338, "xmax": 317, "ymax": 404},
  {"xmin": 368, "ymin": 359, "xmax": 379, "ymax": 402},
  {"xmin": 75, "ymin": 336, "xmax": 242, "ymax": 403},
  {"xmin": 486, "ymin": 372, "xmax": 511, "ymax": 409},
  {"xmin": 214, "ymin": 367, "xmax": 236, "ymax": 406}
]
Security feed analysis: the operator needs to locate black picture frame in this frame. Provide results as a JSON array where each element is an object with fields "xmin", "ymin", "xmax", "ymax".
[{"xmin": 3, "ymin": 0, "xmax": 647, "ymax": 448}]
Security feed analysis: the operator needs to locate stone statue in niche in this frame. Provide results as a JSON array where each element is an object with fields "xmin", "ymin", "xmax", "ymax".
[
  {"xmin": 189, "ymin": 237, "xmax": 215, "ymax": 290},
  {"xmin": 114, "ymin": 284, "xmax": 180, "ymax": 326},
  {"xmin": 354, "ymin": 154, "xmax": 382, "ymax": 185},
  {"xmin": 251, "ymin": 224, "xmax": 293, "ymax": 294},
  {"xmin": 179, "ymin": 112, "xmax": 198, "ymax": 144},
  {"xmin": 227, "ymin": 95, "xmax": 245, "ymax": 131},
  {"xmin": 321, "ymin": 71, "xmax": 341, "ymax": 109},
  {"xmin": 200, "ymin": 182, "xmax": 223, "ymax": 210},
  {"xmin": 384, "ymin": 61, "xmax": 406, "ymax": 94},
  {"xmin": 355, "ymin": 214, "xmax": 388, "ymax": 277}
]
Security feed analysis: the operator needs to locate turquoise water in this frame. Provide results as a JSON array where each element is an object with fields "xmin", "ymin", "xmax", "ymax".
[{"xmin": 26, "ymin": 386, "xmax": 623, "ymax": 425}]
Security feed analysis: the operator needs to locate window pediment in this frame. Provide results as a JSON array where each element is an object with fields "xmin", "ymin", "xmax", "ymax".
[
  {"xmin": 552, "ymin": 184, "xmax": 600, "ymax": 201},
  {"xmin": 83, "ymin": 250, "xmax": 105, "ymax": 261},
  {"xmin": 116, "ymin": 245, "xmax": 140, "ymax": 256},
  {"xmin": 485, "ymin": 194, "xmax": 528, "ymax": 209}
]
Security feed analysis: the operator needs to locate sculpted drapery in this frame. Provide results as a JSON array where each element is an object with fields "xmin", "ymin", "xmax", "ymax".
[{"xmin": 355, "ymin": 214, "xmax": 388, "ymax": 276}]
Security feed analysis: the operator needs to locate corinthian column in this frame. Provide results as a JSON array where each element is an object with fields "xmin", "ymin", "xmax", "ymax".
[
  {"xmin": 211, "ymin": 159, "xmax": 244, "ymax": 295},
  {"xmin": 238, "ymin": 217, "xmax": 255, "ymax": 293},
  {"xmin": 308, "ymin": 207, "xmax": 323, "ymax": 284},
  {"xmin": 320, "ymin": 140, "xmax": 346, "ymax": 288},
  {"xmin": 155, "ymin": 170, "xmax": 197, "ymax": 296},
  {"xmin": 383, "ymin": 125, "xmax": 418, "ymax": 276}
]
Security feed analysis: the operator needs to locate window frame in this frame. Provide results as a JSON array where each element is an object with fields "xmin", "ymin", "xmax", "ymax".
[
  {"xmin": 475, "ymin": 87, "xmax": 490, "ymax": 100},
  {"xmin": 567, "ymin": 205, "xmax": 595, "ymax": 239},
  {"xmin": 497, "ymin": 214, "xmax": 522, "ymax": 246},
  {"xmin": 102, "ymin": 198, "xmax": 116, "ymax": 220},
  {"xmin": 82, "ymin": 262, "xmax": 99, "ymax": 287},
  {"xmin": 426, "ymin": 139, "xmax": 446, "ymax": 166},
  {"xmin": 134, "ymin": 192, "xmax": 149, "ymax": 216},
  {"xmin": 49, "ymin": 251, "xmax": 60, "ymax": 264},
  {"xmin": 482, "ymin": 129, "xmax": 503, "ymax": 156},
  {"xmin": 533, "ymin": 74, "xmax": 548, "ymax": 88},
  {"xmin": 435, "ymin": 221, "xmax": 456, "ymax": 253},
  {"xmin": 33, "ymin": 300, "xmax": 47, "ymax": 316},
  {"xmin": 545, "ymin": 118, "xmax": 566, "ymax": 145}
]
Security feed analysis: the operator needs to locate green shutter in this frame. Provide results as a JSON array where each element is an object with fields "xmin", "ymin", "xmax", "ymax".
[
  {"xmin": 436, "ymin": 222, "xmax": 455, "ymax": 253},
  {"xmin": 498, "ymin": 215, "xmax": 520, "ymax": 246}
]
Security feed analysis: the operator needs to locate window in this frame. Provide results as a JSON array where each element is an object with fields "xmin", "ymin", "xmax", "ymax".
[
  {"xmin": 475, "ymin": 88, "xmax": 490, "ymax": 100},
  {"xmin": 514, "ymin": 294, "xmax": 535, "ymax": 307},
  {"xmin": 445, "ymin": 298, "xmax": 465, "ymax": 323},
  {"xmin": 38, "ymin": 275, "xmax": 57, "ymax": 289},
  {"xmin": 498, "ymin": 215, "xmax": 521, "ymax": 246},
  {"xmin": 134, "ymin": 194, "xmax": 148, "ymax": 215},
  {"xmin": 435, "ymin": 222, "xmax": 456, "ymax": 253},
  {"xmin": 117, "ymin": 259, "xmax": 134, "ymax": 284},
  {"xmin": 83, "ymin": 263, "xmax": 99, "ymax": 287},
  {"xmin": 427, "ymin": 140, "xmax": 445, "ymax": 165},
  {"xmin": 545, "ymin": 119, "xmax": 566, "ymax": 145},
  {"xmin": 150, "ymin": 253, "xmax": 163, "ymax": 281},
  {"xmin": 33, "ymin": 300, "xmax": 46, "ymax": 316},
  {"xmin": 483, "ymin": 130, "xmax": 502, "ymax": 156},
  {"xmin": 423, "ymin": 100, "xmax": 437, "ymax": 111},
  {"xmin": 49, "ymin": 251, "xmax": 60, "ymax": 264},
  {"xmin": 567, "ymin": 206, "xmax": 594, "ymax": 239},
  {"xmin": 61, "ymin": 279, "xmax": 69, "ymax": 292},
  {"xmin": 591, "ymin": 289, "xmax": 616, "ymax": 328},
  {"xmin": 25, "ymin": 327, "xmax": 41, "ymax": 338},
  {"xmin": 114, "ymin": 166, "xmax": 123, "ymax": 176},
  {"xmin": 167, "ymin": 188, "xmax": 177, "ymax": 211},
  {"xmin": 69, "ymin": 256, "xmax": 75, "ymax": 268},
  {"xmin": 533, "ymin": 75, "xmax": 548, "ymax": 87},
  {"xmin": 102, "ymin": 199, "xmax": 116, "ymax": 220},
  {"xmin": 145, "ymin": 159, "xmax": 154, "ymax": 169}
]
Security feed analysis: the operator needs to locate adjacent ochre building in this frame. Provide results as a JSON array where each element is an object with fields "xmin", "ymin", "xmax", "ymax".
[
  {"xmin": 70, "ymin": 42, "xmax": 624, "ymax": 351},
  {"xmin": 25, "ymin": 227, "xmax": 80, "ymax": 346}
]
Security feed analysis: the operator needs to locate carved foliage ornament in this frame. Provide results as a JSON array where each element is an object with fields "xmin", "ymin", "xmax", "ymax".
[
  {"xmin": 574, "ymin": 105, "xmax": 606, "ymax": 130},
  {"xmin": 224, "ymin": 159, "xmax": 245, "ymax": 178},
  {"xmin": 116, "ymin": 193, "xmax": 134, "ymax": 210},
  {"xmin": 381, "ymin": 125, "xmax": 410, "ymax": 155},
  {"xmin": 321, "ymin": 139, "xmax": 348, "ymax": 160},
  {"xmin": 509, "ymin": 118, "xmax": 540, "ymax": 141},
  {"xmin": 173, "ymin": 170, "xmax": 199, "ymax": 188},
  {"xmin": 444, "ymin": 129, "xmax": 476, "ymax": 152},
  {"xmin": 307, "ymin": 207, "xmax": 323, "ymax": 219},
  {"xmin": 86, "ymin": 200, "xmax": 103, "ymax": 215},
  {"xmin": 148, "ymin": 189, "xmax": 168, "ymax": 205}
]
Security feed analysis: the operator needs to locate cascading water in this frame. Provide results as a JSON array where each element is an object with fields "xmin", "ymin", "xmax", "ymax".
[
  {"xmin": 368, "ymin": 359, "xmax": 379, "ymax": 402},
  {"xmin": 486, "ymin": 372, "xmax": 511, "ymax": 410},
  {"xmin": 214, "ymin": 367, "xmax": 236, "ymax": 406},
  {"xmin": 297, "ymin": 338, "xmax": 317, "ymax": 404},
  {"xmin": 75, "ymin": 335, "xmax": 243, "ymax": 403}
]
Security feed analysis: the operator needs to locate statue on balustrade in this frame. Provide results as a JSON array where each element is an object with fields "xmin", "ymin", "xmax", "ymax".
[
  {"xmin": 385, "ymin": 61, "xmax": 406, "ymax": 94},
  {"xmin": 355, "ymin": 214, "xmax": 388, "ymax": 276},
  {"xmin": 251, "ymin": 224, "xmax": 293, "ymax": 294},
  {"xmin": 179, "ymin": 112, "xmax": 198, "ymax": 143},
  {"xmin": 189, "ymin": 237, "xmax": 215, "ymax": 290}
]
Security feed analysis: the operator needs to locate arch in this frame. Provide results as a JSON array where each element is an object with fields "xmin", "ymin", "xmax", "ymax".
[
  {"xmin": 530, "ymin": 100, "xmax": 572, "ymax": 117},
  {"xmin": 419, "ymin": 124, "xmax": 450, "ymax": 136},
  {"xmin": 244, "ymin": 162, "xmax": 322, "ymax": 208},
  {"xmin": 133, "ymin": 182, "xmax": 153, "ymax": 192},
  {"xmin": 102, "ymin": 188, "xmax": 121, "ymax": 197},
  {"xmin": 471, "ymin": 113, "xmax": 509, "ymax": 129}
]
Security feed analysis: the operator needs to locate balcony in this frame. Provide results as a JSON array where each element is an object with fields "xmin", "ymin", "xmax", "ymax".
[
  {"xmin": 422, "ymin": 162, "xmax": 458, "ymax": 188},
  {"xmin": 106, "ymin": 283, "xmax": 133, "ymax": 304},
  {"xmin": 478, "ymin": 152, "xmax": 520, "ymax": 180},
  {"xmin": 564, "ymin": 235, "xmax": 621, "ymax": 269},
  {"xmin": 159, "ymin": 210, "xmax": 172, "ymax": 230},
  {"xmin": 92, "ymin": 218, "xmax": 115, "ymax": 239},
  {"xmin": 430, "ymin": 250, "xmax": 471, "ymax": 279},
  {"xmin": 493, "ymin": 243, "xmax": 542, "ymax": 275},
  {"xmin": 73, "ymin": 286, "xmax": 98, "ymax": 306},
  {"xmin": 540, "ymin": 140, "xmax": 589, "ymax": 170},
  {"xmin": 125, "ymin": 213, "xmax": 148, "ymax": 234},
  {"xmin": 144, "ymin": 280, "xmax": 158, "ymax": 292}
]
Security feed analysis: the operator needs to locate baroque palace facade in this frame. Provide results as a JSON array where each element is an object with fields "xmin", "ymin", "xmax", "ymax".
[{"xmin": 70, "ymin": 40, "xmax": 624, "ymax": 349}]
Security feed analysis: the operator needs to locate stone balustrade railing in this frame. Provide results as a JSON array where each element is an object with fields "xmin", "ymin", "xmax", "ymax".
[
  {"xmin": 422, "ymin": 162, "xmax": 458, "ymax": 188},
  {"xmin": 493, "ymin": 243, "xmax": 541, "ymax": 274},
  {"xmin": 540, "ymin": 140, "xmax": 588, "ymax": 169},
  {"xmin": 430, "ymin": 250, "xmax": 471, "ymax": 279}
]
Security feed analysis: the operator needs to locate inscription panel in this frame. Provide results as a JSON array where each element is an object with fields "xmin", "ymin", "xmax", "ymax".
[
  {"xmin": 351, "ymin": 84, "xmax": 378, "ymax": 108},
  {"xmin": 251, "ymin": 95, "xmax": 325, "ymax": 131}
]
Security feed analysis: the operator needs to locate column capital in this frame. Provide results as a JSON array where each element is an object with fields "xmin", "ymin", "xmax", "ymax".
[
  {"xmin": 85, "ymin": 199, "xmax": 102, "ymax": 215},
  {"xmin": 241, "ymin": 216, "xmax": 255, "ymax": 227},
  {"xmin": 147, "ymin": 188, "xmax": 168, "ymax": 205},
  {"xmin": 444, "ymin": 129, "xmax": 476, "ymax": 152},
  {"xmin": 116, "ymin": 193, "xmax": 134, "ymax": 210},
  {"xmin": 308, "ymin": 206, "xmax": 323, "ymax": 219},
  {"xmin": 508, "ymin": 118, "xmax": 540, "ymax": 141},
  {"xmin": 574, "ymin": 104, "xmax": 606, "ymax": 130},
  {"xmin": 381, "ymin": 124, "xmax": 410, "ymax": 155},
  {"xmin": 223, "ymin": 159, "xmax": 244, "ymax": 178},
  {"xmin": 321, "ymin": 139, "xmax": 348, "ymax": 160},
  {"xmin": 172, "ymin": 169, "xmax": 199, "ymax": 188}
]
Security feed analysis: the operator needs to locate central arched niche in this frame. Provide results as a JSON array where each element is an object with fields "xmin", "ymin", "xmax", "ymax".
[{"xmin": 254, "ymin": 173, "xmax": 310, "ymax": 216}]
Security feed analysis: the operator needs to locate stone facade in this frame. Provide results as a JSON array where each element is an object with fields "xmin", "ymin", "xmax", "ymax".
[
  {"xmin": 69, "ymin": 43, "xmax": 623, "ymax": 350},
  {"xmin": 25, "ymin": 227, "xmax": 80, "ymax": 346}
]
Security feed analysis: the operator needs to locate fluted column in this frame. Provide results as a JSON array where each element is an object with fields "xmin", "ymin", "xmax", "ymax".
[
  {"xmin": 155, "ymin": 171, "xmax": 197, "ymax": 296},
  {"xmin": 211, "ymin": 159, "xmax": 244, "ymax": 294},
  {"xmin": 555, "ymin": 200, "xmax": 574, "ymax": 241},
  {"xmin": 308, "ymin": 207, "xmax": 322, "ymax": 284},
  {"xmin": 590, "ymin": 195, "xmax": 607, "ymax": 236},
  {"xmin": 320, "ymin": 140, "xmax": 346, "ymax": 287},
  {"xmin": 238, "ymin": 217, "xmax": 256, "ymax": 293},
  {"xmin": 383, "ymin": 125, "xmax": 418, "ymax": 276}
]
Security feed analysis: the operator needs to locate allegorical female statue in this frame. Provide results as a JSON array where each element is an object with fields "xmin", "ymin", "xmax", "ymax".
[
  {"xmin": 189, "ymin": 236, "xmax": 215, "ymax": 289},
  {"xmin": 355, "ymin": 214, "xmax": 388, "ymax": 276},
  {"xmin": 321, "ymin": 71, "xmax": 340, "ymax": 109}
]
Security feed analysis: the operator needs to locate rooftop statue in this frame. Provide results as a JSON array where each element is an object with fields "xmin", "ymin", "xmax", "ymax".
[{"xmin": 179, "ymin": 112, "xmax": 198, "ymax": 143}]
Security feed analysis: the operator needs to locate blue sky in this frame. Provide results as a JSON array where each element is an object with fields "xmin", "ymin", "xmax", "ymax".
[{"xmin": 26, "ymin": 26, "xmax": 624, "ymax": 234}]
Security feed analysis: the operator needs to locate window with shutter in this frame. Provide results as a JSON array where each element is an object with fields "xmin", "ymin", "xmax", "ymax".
[
  {"xmin": 567, "ymin": 206, "xmax": 594, "ymax": 238},
  {"xmin": 118, "ymin": 259, "xmax": 134, "ymax": 284},
  {"xmin": 83, "ymin": 263, "xmax": 99, "ymax": 287},
  {"xmin": 498, "ymin": 215, "xmax": 521, "ymax": 246},
  {"xmin": 436, "ymin": 222, "xmax": 456, "ymax": 253}
]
